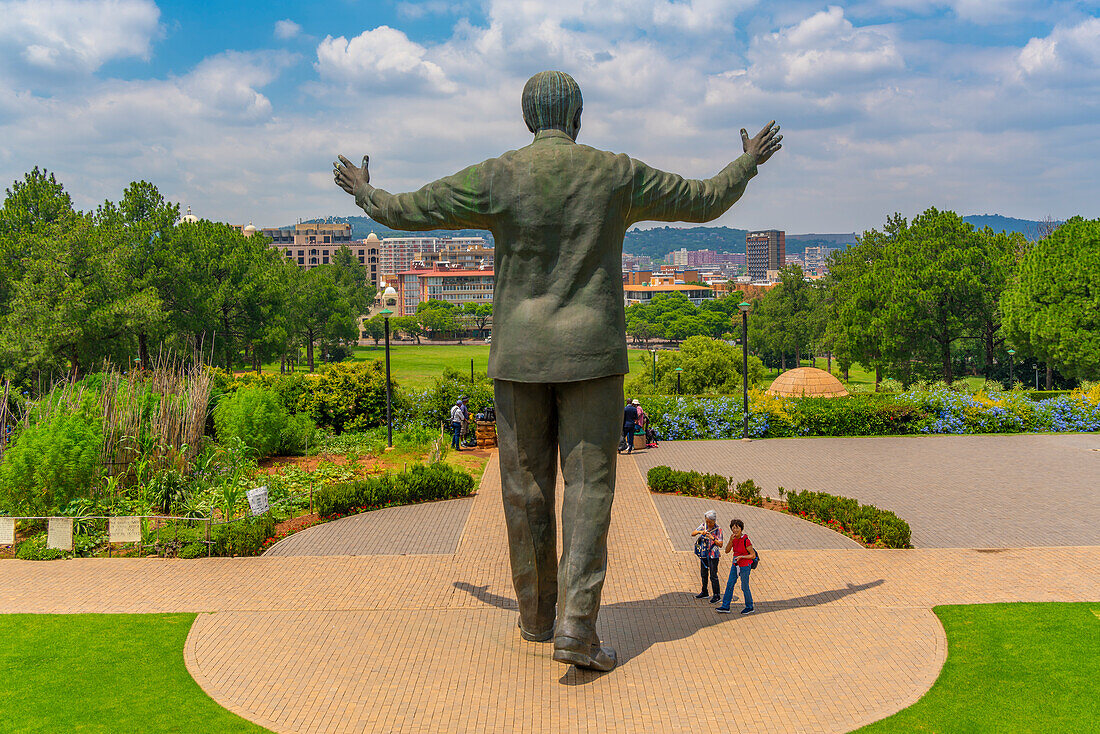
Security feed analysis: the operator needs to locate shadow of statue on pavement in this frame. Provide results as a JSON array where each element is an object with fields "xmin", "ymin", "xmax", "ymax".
[{"xmin": 454, "ymin": 578, "xmax": 885, "ymax": 683}]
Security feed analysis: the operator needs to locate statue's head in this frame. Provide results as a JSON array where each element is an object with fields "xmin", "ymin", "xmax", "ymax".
[{"xmin": 522, "ymin": 70, "xmax": 582, "ymax": 140}]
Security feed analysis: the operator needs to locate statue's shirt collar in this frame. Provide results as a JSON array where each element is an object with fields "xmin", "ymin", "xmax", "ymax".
[{"xmin": 533, "ymin": 129, "xmax": 576, "ymax": 144}]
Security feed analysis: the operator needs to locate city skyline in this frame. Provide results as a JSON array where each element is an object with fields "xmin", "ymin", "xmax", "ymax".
[{"xmin": 1, "ymin": 0, "xmax": 1097, "ymax": 232}]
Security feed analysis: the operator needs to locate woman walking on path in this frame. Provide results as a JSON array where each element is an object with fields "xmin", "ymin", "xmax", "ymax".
[
  {"xmin": 691, "ymin": 510, "xmax": 723, "ymax": 603},
  {"xmin": 716, "ymin": 518, "xmax": 755, "ymax": 615}
]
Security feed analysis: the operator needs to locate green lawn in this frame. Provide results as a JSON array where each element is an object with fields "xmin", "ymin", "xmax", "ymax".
[
  {"xmin": 0, "ymin": 614, "xmax": 270, "ymax": 733},
  {"xmin": 266, "ymin": 344, "xmax": 652, "ymax": 389},
  {"xmin": 855, "ymin": 603, "xmax": 1100, "ymax": 733},
  {"xmin": 1, "ymin": 604, "xmax": 1094, "ymax": 731}
]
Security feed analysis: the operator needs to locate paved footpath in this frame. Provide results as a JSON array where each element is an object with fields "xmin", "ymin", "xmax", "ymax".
[
  {"xmin": 634, "ymin": 434, "xmax": 1100, "ymax": 548},
  {"xmin": 1, "ymin": 445, "xmax": 1098, "ymax": 733}
]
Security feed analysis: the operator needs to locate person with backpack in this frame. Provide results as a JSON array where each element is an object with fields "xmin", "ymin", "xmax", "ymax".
[
  {"xmin": 716, "ymin": 518, "xmax": 756, "ymax": 615},
  {"xmin": 691, "ymin": 510, "xmax": 723, "ymax": 603},
  {"xmin": 620, "ymin": 399, "xmax": 639, "ymax": 454},
  {"xmin": 449, "ymin": 397, "xmax": 466, "ymax": 451}
]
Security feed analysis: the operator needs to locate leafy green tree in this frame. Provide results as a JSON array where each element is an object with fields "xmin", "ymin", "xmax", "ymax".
[
  {"xmin": 625, "ymin": 336, "xmax": 765, "ymax": 395},
  {"xmin": 96, "ymin": 181, "xmax": 180, "ymax": 367},
  {"xmin": 331, "ymin": 245, "xmax": 375, "ymax": 315},
  {"xmin": 416, "ymin": 299, "xmax": 458, "ymax": 339},
  {"xmin": 165, "ymin": 220, "xmax": 291, "ymax": 371},
  {"xmin": 0, "ymin": 213, "xmax": 158, "ymax": 378},
  {"xmin": 291, "ymin": 265, "xmax": 356, "ymax": 372},
  {"xmin": 0, "ymin": 168, "xmax": 76, "ymax": 340},
  {"xmin": 362, "ymin": 315, "xmax": 386, "ymax": 345},
  {"xmin": 460, "ymin": 302, "xmax": 493, "ymax": 338},
  {"xmin": 392, "ymin": 315, "xmax": 424, "ymax": 344},
  {"xmin": 1002, "ymin": 216, "xmax": 1100, "ymax": 380}
]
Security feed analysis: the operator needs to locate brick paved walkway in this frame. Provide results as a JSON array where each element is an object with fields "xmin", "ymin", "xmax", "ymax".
[
  {"xmin": 634, "ymin": 434, "xmax": 1100, "ymax": 548},
  {"xmin": 263, "ymin": 497, "xmax": 473, "ymax": 556},
  {"xmin": 1, "ymin": 446, "xmax": 1097, "ymax": 733}
]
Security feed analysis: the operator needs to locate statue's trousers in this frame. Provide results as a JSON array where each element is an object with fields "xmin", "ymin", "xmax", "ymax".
[{"xmin": 494, "ymin": 375, "xmax": 622, "ymax": 645}]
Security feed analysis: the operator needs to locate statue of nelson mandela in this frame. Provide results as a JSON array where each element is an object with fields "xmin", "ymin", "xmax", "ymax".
[{"xmin": 335, "ymin": 70, "xmax": 781, "ymax": 671}]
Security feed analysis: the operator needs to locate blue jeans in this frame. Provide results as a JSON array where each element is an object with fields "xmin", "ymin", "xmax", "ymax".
[
  {"xmin": 719, "ymin": 564, "xmax": 752, "ymax": 610},
  {"xmin": 451, "ymin": 421, "xmax": 463, "ymax": 449}
]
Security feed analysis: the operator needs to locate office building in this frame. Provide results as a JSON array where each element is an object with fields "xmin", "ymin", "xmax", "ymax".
[
  {"xmin": 396, "ymin": 266, "xmax": 495, "ymax": 316},
  {"xmin": 746, "ymin": 230, "xmax": 785, "ymax": 281}
]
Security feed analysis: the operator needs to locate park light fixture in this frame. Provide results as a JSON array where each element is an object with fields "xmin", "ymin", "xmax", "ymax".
[
  {"xmin": 1007, "ymin": 348, "xmax": 1016, "ymax": 387},
  {"xmin": 675, "ymin": 366, "xmax": 683, "ymax": 395},
  {"xmin": 737, "ymin": 301, "xmax": 751, "ymax": 440},
  {"xmin": 381, "ymin": 285, "xmax": 398, "ymax": 447}
]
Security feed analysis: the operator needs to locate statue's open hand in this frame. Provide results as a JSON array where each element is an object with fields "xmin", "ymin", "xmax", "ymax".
[
  {"xmin": 741, "ymin": 122, "xmax": 782, "ymax": 166},
  {"xmin": 334, "ymin": 154, "xmax": 369, "ymax": 195}
]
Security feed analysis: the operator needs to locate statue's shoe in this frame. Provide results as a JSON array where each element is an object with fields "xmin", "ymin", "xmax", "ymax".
[
  {"xmin": 518, "ymin": 620, "xmax": 554, "ymax": 642},
  {"xmin": 552, "ymin": 636, "xmax": 617, "ymax": 671}
]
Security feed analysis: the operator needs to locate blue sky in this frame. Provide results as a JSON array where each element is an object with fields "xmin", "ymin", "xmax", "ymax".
[{"xmin": 1, "ymin": 0, "xmax": 1097, "ymax": 232}]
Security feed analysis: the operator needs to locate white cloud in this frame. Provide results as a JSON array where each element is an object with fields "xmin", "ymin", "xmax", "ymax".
[
  {"xmin": 0, "ymin": 0, "xmax": 160, "ymax": 73},
  {"xmin": 1, "ymin": 2, "xmax": 1097, "ymax": 233},
  {"xmin": 274, "ymin": 19, "xmax": 302, "ymax": 40},
  {"xmin": 748, "ymin": 6, "xmax": 904, "ymax": 89},
  {"xmin": 315, "ymin": 26, "xmax": 456, "ymax": 94},
  {"xmin": 1017, "ymin": 17, "xmax": 1100, "ymax": 84}
]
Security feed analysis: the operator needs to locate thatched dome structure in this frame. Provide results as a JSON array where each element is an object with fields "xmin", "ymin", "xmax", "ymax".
[{"xmin": 766, "ymin": 367, "xmax": 849, "ymax": 398}]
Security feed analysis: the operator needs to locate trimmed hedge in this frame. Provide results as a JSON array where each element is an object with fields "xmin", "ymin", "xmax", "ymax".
[
  {"xmin": 783, "ymin": 488, "xmax": 911, "ymax": 548},
  {"xmin": 646, "ymin": 465, "xmax": 911, "ymax": 548},
  {"xmin": 315, "ymin": 462, "xmax": 476, "ymax": 518},
  {"xmin": 646, "ymin": 466, "xmax": 763, "ymax": 506}
]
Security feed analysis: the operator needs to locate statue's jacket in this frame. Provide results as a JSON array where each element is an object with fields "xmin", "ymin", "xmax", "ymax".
[{"xmin": 355, "ymin": 129, "xmax": 757, "ymax": 384}]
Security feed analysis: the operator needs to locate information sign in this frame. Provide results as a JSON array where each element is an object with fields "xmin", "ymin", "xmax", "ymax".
[
  {"xmin": 47, "ymin": 517, "xmax": 73, "ymax": 551},
  {"xmin": 109, "ymin": 516, "xmax": 142, "ymax": 544},
  {"xmin": 0, "ymin": 517, "xmax": 14, "ymax": 545},
  {"xmin": 247, "ymin": 486, "xmax": 270, "ymax": 516}
]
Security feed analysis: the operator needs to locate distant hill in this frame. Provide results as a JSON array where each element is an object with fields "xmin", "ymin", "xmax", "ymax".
[
  {"xmin": 962, "ymin": 214, "xmax": 1062, "ymax": 238},
  {"xmin": 293, "ymin": 214, "xmax": 1060, "ymax": 261}
]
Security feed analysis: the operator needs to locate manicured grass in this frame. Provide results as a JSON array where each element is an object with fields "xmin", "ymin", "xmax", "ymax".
[
  {"xmin": 0, "ymin": 614, "xmax": 270, "ymax": 733},
  {"xmin": 267, "ymin": 344, "xmax": 652, "ymax": 388},
  {"xmin": 855, "ymin": 603, "xmax": 1100, "ymax": 733}
]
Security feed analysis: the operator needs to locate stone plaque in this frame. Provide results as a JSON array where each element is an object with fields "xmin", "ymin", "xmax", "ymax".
[
  {"xmin": 109, "ymin": 516, "xmax": 141, "ymax": 544},
  {"xmin": 247, "ymin": 486, "xmax": 269, "ymax": 516},
  {"xmin": 47, "ymin": 517, "xmax": 73, "ymax": 551},
  {"xmin": 0, "ymin": 517, "xmax": 14, "ymax": 545}
]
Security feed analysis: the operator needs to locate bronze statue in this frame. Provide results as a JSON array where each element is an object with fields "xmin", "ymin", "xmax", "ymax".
[{"xmin": 335, "ymin": 70, "xmax": 781, "ymax": 671}]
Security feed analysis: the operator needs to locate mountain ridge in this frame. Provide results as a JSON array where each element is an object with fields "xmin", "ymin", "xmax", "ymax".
[{"xmin": 292, "ymin": 214, "xmax": 1059, "ymax": 261}]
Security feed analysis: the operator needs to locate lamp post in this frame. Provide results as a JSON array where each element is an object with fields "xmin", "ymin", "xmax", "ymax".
[
  {"xmin": 1033, "ymin": 364, "xmax": 1039, "ymax": 391},
  {"xmin": 675, "ymin": 367, "xmax": 682, "ymax": 395},
  {"xmin": 1007, "ymin": 348, "xmax": 1015, "ymax": 388},
  {"xmin": 381, "ymin": 285, "xmax": 398, "ymax": 448},
  {"xmin": 650, "ymin": 348, "xmax": 657, "ymax": 391},
  {"xmin": 738, "ymin": 301, "xmax": 751, "ymax": 440}
]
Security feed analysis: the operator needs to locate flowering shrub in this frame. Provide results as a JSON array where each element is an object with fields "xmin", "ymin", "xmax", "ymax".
[
  {"xmin": 639, "ymin": 385, "xmax": 1100, "ymax": 440},
  {"xmin": 783, "ymin": 488, "xmax": 911, "ymax": 548}
]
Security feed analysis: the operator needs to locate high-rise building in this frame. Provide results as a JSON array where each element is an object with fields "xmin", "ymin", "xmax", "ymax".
[{"xmin": 746, "ymin": 230, "xmax": 785, "ymax": 281}]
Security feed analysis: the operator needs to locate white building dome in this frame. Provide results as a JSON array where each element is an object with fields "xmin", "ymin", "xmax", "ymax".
[
  {"xmin": 179, "ymin": 206, "xmax": 199, "ymax": 224},
  {"xmin": 243, "ymin": 221, "xmax": 258, "ymax": 236}
]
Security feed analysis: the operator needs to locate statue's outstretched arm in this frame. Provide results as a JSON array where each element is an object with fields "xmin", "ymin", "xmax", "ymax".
[
  {"xmin": 627, "ymin": 122, "xmax": 781, "ymax": 225},
  {"xmin": 334, "ymin": 154, "xmax": 491, "ymax": 231}
]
